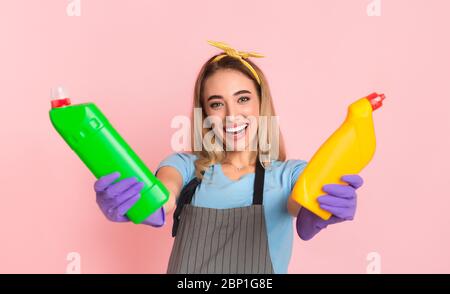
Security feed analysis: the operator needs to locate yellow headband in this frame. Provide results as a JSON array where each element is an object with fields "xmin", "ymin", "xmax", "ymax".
[{"xmin": 207, "ymin": 40, "xmax": 264, "ymax": 85}]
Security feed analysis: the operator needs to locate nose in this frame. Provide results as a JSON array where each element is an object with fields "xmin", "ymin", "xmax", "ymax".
[
  {"xmin": 225, "ymin": 103, "xmax": 237, "ymax": 117},
  {"xmin": 224, "ymin": 104, "xmax": 243, "ymax": 126}
]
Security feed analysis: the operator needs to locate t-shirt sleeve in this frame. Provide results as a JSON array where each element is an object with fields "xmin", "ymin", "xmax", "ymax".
[
  {"xmin": 155, "ymin": 152, "xmax": 197, "ymax": 187},
  {"xmin": 289, "ymin": 159, "xmax": 308, "ymax": 192}
]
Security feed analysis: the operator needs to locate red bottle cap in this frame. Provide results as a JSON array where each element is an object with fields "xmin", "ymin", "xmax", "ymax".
[
  {"xmin": 366, "ymin": 92, "xmax": 385, "ymax": 111},
  {"xmin": 51, "ymin": 98, "xmax": 72, "ymax": 108}
]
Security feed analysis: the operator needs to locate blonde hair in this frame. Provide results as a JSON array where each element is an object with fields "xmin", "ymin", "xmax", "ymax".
[{"xmin": 190, "ymin": 55, "xmax": 286, "ymax": 179}]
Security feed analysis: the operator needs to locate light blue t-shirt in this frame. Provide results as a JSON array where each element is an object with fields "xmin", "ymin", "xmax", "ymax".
[{"xmin": 156, "ymin": 152, "xmax": 307, "ymax": 274}]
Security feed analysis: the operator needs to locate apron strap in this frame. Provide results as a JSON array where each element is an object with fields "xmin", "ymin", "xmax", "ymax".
[
  {"xmin": 172, "ymin": 176, "xmax": 200, "ymax": 237},
  {"xmin": 253, "ymin": 156, "xmax": 265, "ymax": 205},
  {"xmin": 171, "ymin": 155, "xmax": 265, "ymax": 237}
]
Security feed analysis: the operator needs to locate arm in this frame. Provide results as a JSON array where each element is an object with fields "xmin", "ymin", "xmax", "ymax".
[
  {"xmin": 287, "ymin": 194, "xmax": 327, "ymax": 241},
  {"xmin": 287, "ymin": 196, "xmax": 302, "ymax": 217},
  {"xmin": 155, "ymin": 166, "xmax": 183, "ymax": 215},
  {"xmin": 142, "ymin": 153, "xmax": 196, "ymax": 227},
  {"xmin": 138, "ymin": 166, "xmax": 183, "ymax": 227}
]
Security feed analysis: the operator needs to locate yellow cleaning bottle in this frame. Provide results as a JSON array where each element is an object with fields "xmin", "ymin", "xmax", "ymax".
[{"xmin": 291, "ymin": 92, "xmax": 385, "ymax": 220}]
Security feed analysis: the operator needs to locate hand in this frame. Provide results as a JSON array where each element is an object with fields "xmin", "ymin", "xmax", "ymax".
[
  {"xmin": 317, "ymin": 174, "xmax": 363, "ymax": 221},
  {"xmin": 94, "ymin": 172, "xmax": 165, "ymax": 227},
  {"xmin": 296, "ymin": 174, "xmax": 363, "ymax": 240}
]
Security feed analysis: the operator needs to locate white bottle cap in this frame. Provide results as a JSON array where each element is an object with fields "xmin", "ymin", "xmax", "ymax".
[{"xmin": 51, "ymin": 86, "xmax": 69, "ymax": 99}]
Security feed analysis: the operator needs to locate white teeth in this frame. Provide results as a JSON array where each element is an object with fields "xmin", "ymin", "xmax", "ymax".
[{"xmin": 225, "ymin": 124, "xmax": 247, "ymax": 133}]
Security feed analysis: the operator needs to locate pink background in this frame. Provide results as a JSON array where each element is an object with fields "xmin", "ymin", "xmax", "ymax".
[{"xmin": 1, "ymin": 0, "xmax": 449, "ymax": 273}]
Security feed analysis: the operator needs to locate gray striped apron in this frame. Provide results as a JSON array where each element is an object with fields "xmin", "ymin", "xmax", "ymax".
[{"xmin": 167, "ymin": 157, "xmax": 274, "ymax": 274}]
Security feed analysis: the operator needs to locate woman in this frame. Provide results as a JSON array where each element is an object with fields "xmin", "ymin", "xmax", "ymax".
[{"xmin": 94, "ymin": 41, "xmax": 364, "ymax": 274}]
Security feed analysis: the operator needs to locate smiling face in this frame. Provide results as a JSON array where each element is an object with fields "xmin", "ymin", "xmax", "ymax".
[{"xmin": 202, "ymin": 69, "xmax": 260, "ymax": 151}]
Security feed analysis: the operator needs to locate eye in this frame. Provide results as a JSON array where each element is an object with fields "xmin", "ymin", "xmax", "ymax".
[
  {"xmin": 210, "ymin": 102, "xmax": 223, "ymax": 109},
  {"xmin": 238, "ymin": 96, "xmax": 250, "ymax": 103}
]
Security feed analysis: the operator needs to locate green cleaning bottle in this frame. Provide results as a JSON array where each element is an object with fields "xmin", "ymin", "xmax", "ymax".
[{"xmin": 49, "ymin": 86, "xmax": 169, "ymax": 224}]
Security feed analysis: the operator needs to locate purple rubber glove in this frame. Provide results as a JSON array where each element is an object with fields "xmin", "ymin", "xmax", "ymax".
[
  {"xmin": 296, "ymin": 174, "xmax": 363, "ymax": 241},
  {"xmin": 94, "ymin": 172, "xmax": 165, "ymax": 227}
]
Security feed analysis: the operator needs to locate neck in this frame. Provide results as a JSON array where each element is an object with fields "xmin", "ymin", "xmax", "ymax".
[{"xmin": 224, "ymin": 150, "xmax": 257, "ymax": 167}]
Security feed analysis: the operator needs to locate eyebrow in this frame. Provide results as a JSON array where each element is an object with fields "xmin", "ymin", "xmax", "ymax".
[{"xmin": 207, "ymin": 90, "xmax": 251, "ymax": 101}]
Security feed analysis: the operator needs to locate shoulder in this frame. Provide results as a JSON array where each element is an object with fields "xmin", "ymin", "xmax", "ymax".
[
  {"xmin": 268, "ymin": 159, "xmax": 308, "ymax": 190},
  {"xmin": 162, "ymin": 152, "xmax": 198, "ymax": 163},
  {"xmin": 268, "ymin": 159, "xmax": 307, "ymax": 174},
  {"xmin": 157, "ymin": 152, "xmax": 198, "ymax": 186}
]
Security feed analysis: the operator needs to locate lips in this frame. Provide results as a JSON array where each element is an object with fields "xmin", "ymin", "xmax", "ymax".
[
  {"xmin": 224, "ymin": 123, "xmax": 248, "ymax": 134},
  {"xmin": 222, "ymin": 123, "xmax": 249, "ymax": 143}
]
